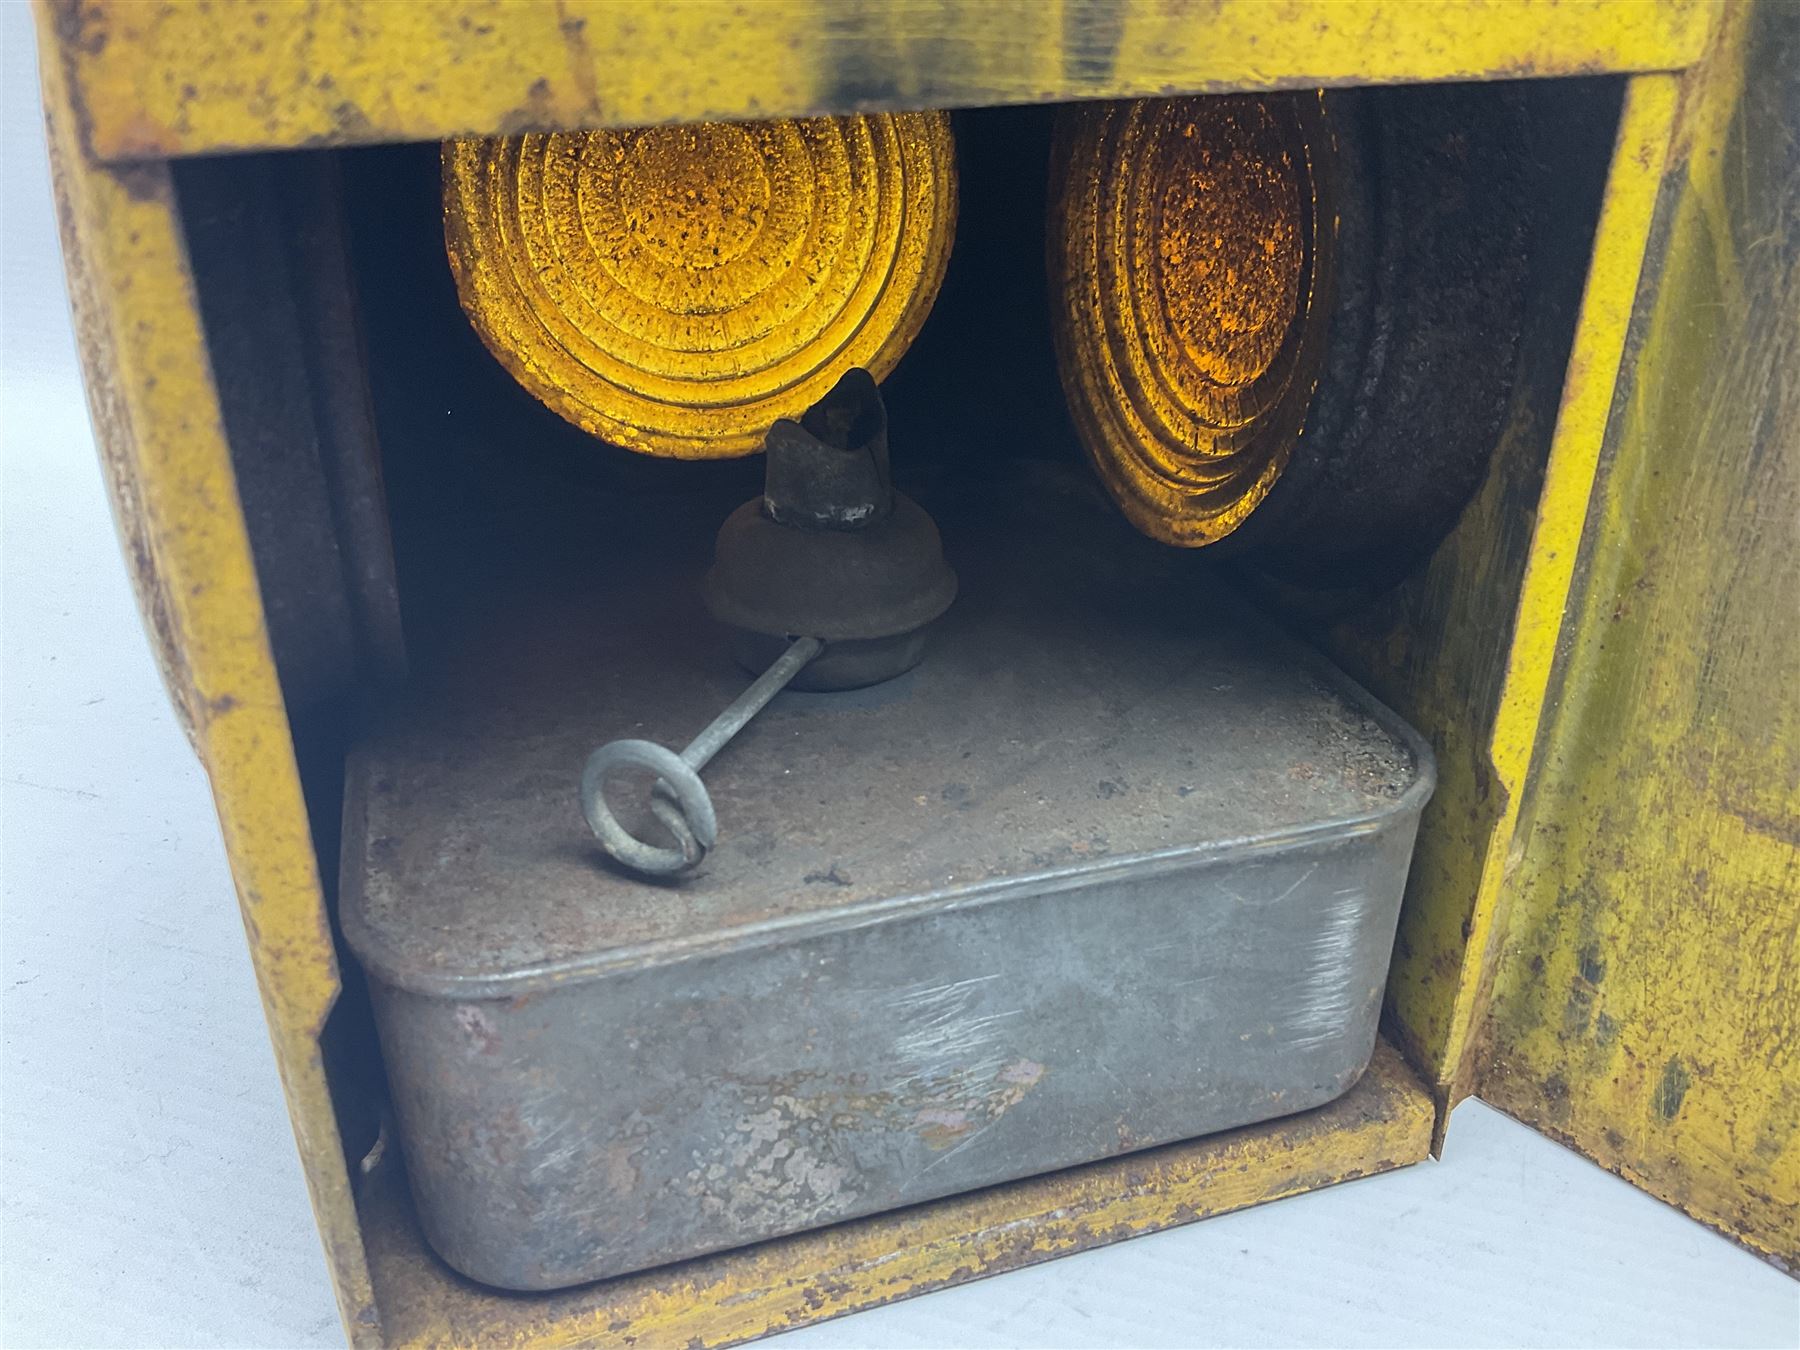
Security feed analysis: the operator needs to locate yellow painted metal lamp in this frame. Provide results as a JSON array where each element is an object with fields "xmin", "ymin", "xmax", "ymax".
[{"xmin": 35, "ymin": 0, "xmax": 1796, "ymax": 1338}]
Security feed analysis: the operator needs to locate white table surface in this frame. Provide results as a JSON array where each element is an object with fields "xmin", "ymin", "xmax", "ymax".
[{"xmin": 3, "ymin": 8, "xmax": 1795, "ymax": 1346}]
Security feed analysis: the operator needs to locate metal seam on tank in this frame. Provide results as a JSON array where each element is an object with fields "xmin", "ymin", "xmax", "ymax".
[{"xmin": 348, "ymin": 812, "xmax": 1434, "ymax": 1000}]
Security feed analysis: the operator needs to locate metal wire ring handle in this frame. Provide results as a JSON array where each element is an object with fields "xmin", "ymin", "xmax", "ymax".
[
  {"xmin": 581, "ymin": 739, "xmax": 717, "ymax": 876},
  {"xmin": 581, "ymin": 636, "xmax": 823, "ymax": 878}
]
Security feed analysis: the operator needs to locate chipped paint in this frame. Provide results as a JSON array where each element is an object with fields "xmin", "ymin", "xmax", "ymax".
[
  {"xmin": 1336, "ymin": 74, "xmax": 1680, "ymax": 1129},
  {"xmin": 33, "ymin": 11, "xmax": 381, "ymax": 1341},
  {"xmin": 45, "ymin": 1, "xmax": 1714, "ymax": 164},
  {"xmin": 1480, "ymin": 0, "xmax": 1800, "ymax": 1269}
]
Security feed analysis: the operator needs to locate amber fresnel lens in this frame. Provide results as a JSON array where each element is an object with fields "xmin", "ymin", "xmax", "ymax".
[
  {"xmin": 1050, "ymin": 94, "xmax": 1336, "ymax": 547},
  {"xmin": 444, "ymin": 113, "xmax": 957, "ymax": 459}
]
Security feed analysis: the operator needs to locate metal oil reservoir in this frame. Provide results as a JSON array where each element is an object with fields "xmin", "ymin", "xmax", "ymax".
[{"xmin": 342, "ymin": 448, "xmax": 1433, "ymax": 1290}]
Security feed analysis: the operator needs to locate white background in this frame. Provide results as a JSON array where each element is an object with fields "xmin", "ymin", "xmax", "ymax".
[{"xmin": 1, "ymin": 5, "xmax": 1795, "ymax": 1345}]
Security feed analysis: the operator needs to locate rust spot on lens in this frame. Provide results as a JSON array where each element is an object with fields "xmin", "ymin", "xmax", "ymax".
[
  {"xmin": 443, "ymin": 114, "xmax": 957, "ymax": 459},
  {"xmin": 1050, "ymin": 94, "xmax": 1337, "ymax": 546}
]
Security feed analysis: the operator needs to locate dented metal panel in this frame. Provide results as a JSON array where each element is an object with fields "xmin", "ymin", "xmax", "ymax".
[{"xmin": 342, "ymin": 486, "xmax": 1434, "ymax": 1289}]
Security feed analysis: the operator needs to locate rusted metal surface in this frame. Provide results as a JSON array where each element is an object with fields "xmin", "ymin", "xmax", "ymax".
[
  {"xmin": 342, "ymin": 477, "xmax": 1433, "ymax": 1290},
  {"xmin": 760, "ymin": 367, "xmax": 893, "ymax": 531},
  {"xmin": 703, "ymin": 369, "xmax": 958, "ymax": 692},
  {"xmin": 707, "ymin": 492, "xmax": 953, "ymax": 690},
  {"xmin": 358, "ymin": 1037, "xmax": 1433, "ymax": 1348},
  {"xmin": 1309, "ymin": 74, "xmax": 1673, "ymax": 1120},
  {"xmin": 33, "ymin": 29, "xmax": 385, "ymax": 1344}
]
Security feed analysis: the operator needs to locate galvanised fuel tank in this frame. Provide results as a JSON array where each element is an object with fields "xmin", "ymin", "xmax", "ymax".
[{"xmin": 342, "ymin": 480, "xmax": 1435, "ymax": 1291}]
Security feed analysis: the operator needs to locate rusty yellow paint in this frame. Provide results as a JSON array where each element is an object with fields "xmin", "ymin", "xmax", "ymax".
[
  {"xmin": 47, "ymin": 0, "xmax": 1713, "ymax": 164},
  {"xmin": 1323, "ymin": 76, "xmax": 1679, "ymax": 1124},
  {"xmin": 362, "ymin": 1042, "xmax": 1431, "ymax": 1348},
  {"xmin": 1478, "ymin": 0, "xmax": 1799, "ymax": 1266},
  {"xmin": 1049, "ymin": 93, "xmax": 1332, "ymax": 545},
  {"xmin": 1431, "ymin": 75, "xmax": 1680, "ymax": 1110},
  {"xmin": 443, "ymin": 113, "xmax": 956, "ymax": 458},
  {"xmin": 33, "ymin": 13, "xmax": 381, "ymax": 1343}
]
